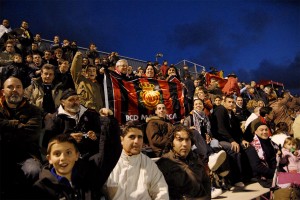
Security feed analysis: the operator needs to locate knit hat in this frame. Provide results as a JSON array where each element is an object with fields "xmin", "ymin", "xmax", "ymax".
[
  {"xmin": 254, "ymin": 121, "xmax": 267, "ymax": 131},
  {"xmin": 60, "ymin": 89, "xmax": 77, "ymax": 100}
]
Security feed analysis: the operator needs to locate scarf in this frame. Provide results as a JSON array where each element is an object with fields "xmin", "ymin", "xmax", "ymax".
[
  {"xmin": 192, "ymin": 110, "xmax": 205, "ymax": 135},
  {"xmin": 251, "ymin": 134, "xmax": 266, "ymax": 161}
]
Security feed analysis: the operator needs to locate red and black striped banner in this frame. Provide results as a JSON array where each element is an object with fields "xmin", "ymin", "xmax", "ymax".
[{"xmin": 104, "ymin": 71, "xmax": 185, "ymax": 125}]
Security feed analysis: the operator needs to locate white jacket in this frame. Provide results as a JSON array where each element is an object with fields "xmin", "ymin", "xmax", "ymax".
[{"xmin": 105, "ymin": 150, "xmax": 169, "ymax": 200}]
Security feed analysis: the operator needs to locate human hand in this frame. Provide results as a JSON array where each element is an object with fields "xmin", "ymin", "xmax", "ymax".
[
  {"xmin": 99, "ymin": 108, "xmax": 113, "ymax": 116},
  {"xmin": 241, "ymin": 140, "xmax": 249, "ymax": 149},
  {"xmin": 99, "ymin": 67, "xmax": 105, "ymax": 74},
  {"xmin": 75, "ymin": 51, "xmax": 82, "ymax": 57},
  {"xmin": 231, "ymin": 141, "xmax": 240, "ymax": 153},
  {"xmin": 70, "ymin": 132, "xmax": 83, "ymax": 143},
  {"xmin": 86, "ymin": 131, "xmax": 97, "ymax": 141}
]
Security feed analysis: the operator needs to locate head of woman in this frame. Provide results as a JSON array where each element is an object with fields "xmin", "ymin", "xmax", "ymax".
[
  {"xmin": 166, "ymin": 65, "xmax": 180, "ymax": 80},
  {"xmin": 144, "ymin": 64, "xmax": 156, "ymax": 78},
  {"xmin": 193, "ymin": 99, "xmax": 204, "ymax": 112}
]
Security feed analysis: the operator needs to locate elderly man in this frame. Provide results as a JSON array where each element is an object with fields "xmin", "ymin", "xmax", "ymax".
[
  {"xmin": 115, "ymin": 59, "xmax": 132, "ymax": 79},
  {"xmin": 43, "ymin": 89, "xmax": 101, "ymax": 160},
  {"xmin": 0, "ymin": 77, "xmax": 42, "ymax": 199}
]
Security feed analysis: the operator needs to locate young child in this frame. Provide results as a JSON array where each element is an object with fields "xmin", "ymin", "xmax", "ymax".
[
  {"xmin": 281, "ymin": 137, "xmax": 300, "ymax": 173},
  {"xmin": 33, "ymin": 132, "xmax": 121, "ymax": 199}
]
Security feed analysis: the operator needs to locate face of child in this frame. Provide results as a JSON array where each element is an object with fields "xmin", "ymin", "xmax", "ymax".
[
  {"xmin": 47, "ymin": 142, "xmax": 79, "ymax": 180},
  {"xmin": 14, "ymin": 56, "xmax": 22, "ymax": 63},
  {"xmin": 214, "ymin": 98, "xmax": 221, "ymax": 106},
  {"xmin": 284, "ymin": 141, "xmax": 296, "ymax": 150},
  {"xmin": 86, "ymin": 67, "xmax": 97, "ymax": 80}
]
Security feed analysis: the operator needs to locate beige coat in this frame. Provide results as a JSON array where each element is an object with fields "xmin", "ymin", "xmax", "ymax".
[
  {"xmin": 71, "ymin": 52, "xmax": 104, "ymax": 111},
  {"xmin": 24, "ymin": 77, "xmax": 63, "ymax": 110}
]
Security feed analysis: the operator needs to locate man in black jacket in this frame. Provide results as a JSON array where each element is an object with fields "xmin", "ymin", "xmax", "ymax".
[
  {"xmin": 211, "ymin": 95, "xmax": 249, "ymax": 187},
  {"xmin": 43, "ymin": 89, "xmax": 101, "ymax": 160},
  {"xmin": 0, "ymin": 77, "xmax": 42, "ymax": 199}
]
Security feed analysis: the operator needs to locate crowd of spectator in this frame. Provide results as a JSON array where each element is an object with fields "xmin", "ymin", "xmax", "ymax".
[{"xmin": 1, "ymin": 19, "xmax": 300, "ymax": 200}]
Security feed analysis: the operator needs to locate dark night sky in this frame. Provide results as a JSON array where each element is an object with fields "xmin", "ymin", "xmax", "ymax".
[{"xmin": 1, "ymin": 0, "xmax": 300, "ymax": 94}]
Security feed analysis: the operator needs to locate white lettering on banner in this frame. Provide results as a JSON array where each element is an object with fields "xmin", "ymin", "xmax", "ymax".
[
  {"xmin": 166, "ymin": 113, "xmax": 177, "ymax": 120},
  {"xmin": 126, "ymin": 115, "xmax": 139, "ymax": 121},
  {"xmin": 125, "ymin": 113, "xmax": 178, "ymax": 121}
]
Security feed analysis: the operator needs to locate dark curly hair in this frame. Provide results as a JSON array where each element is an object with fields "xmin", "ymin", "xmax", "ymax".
[{"xmin": 166, "ymin": 124, "xmax": 195, "ymax": 151}]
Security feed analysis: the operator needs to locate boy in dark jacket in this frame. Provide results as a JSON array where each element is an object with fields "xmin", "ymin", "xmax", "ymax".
[{"xmin": 33, "ymin": 124, "xmax": 122, "ymax": 199}]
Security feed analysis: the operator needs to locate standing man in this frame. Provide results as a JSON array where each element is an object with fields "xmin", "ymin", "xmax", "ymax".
[
  {"xmin": 0, "ymin": 19, "xmax": 12, "ymax": 48},
  {"xmin": 11, "ymin": 21, "xmax": 34, "ymax": 54},
  {"xmin": 211, "ymin": 95, "xmax": 249, "ymax": 187},
  {"xmin": 0, "ymin": 77, "xmax": 42, "ymax": 199}
]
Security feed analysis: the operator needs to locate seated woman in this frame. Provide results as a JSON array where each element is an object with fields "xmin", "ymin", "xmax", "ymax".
[
  {"xmin": 245, "ymin": 122, "xmax": 277, "ymax": 188},
  {"xmin": 156, "ymin": 125, "xmax": 212, "ymax": 199},
  {"xmin": 104, "ymin": 121, "xmax": 169, "ymax": 200},
  {"xmin": 183, "ymin": 99, "xmax": 226, "ymax": 172}
]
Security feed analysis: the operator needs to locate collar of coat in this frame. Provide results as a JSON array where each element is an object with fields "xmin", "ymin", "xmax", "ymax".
[
  {"xmin": 0, "ymin": 96, "xmax": 28, "ymax": 116},
  {"xmin": 57, "ymin": 104, "xmax": 87, "ymax": 120}
]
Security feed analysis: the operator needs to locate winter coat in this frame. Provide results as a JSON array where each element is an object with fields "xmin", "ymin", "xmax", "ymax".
[
  {"xmin": 33, "ymin": 121, "xmax": 122, "ymax": 200},
  {"xmin": 293, "ymin": 115, "xmax": 300, "ymax": 139},
  {"xmin": 0, "ymin": 96, "xmax": 42, "ymax": 162},
  {"xmin": 245, "ymin": 136, "xmax": 276, "ymax": 188},
  {"xmin": 0, "ymin": 97, "xmax": 42, "ymax": 197},
  {"xmin": 3, "ymin": 62, "xmax": 31, "ymax": 87},
  {"xmin": 156, "ymin": 150, "xmax": 211, "ymax": 200},
  {"xmin": 269, "ymin": 95, "xmax": 294, "ymax": 134},
  {"xmin": 210, "ymin": 105, "xmax": 243, "ymax": 143},
  {"xmin": 71, "ymin": 52, "xmax": 104, "ymax": 111},
  {"xmin": 146, "ymin": 116, "xmax": 174, "ymax": 157},
  {"xmin": 104, "ymin": 150, "xmax": 169, "ymax": 200},
  {"xmin": 24, "ymin": 77, "xmax": 63, "ymax": 112},
  {"xmin": 43, "ymin": 105, "xmax": 101, "ymax": 159}
]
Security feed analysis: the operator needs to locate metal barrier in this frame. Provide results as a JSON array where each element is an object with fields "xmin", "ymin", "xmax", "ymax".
[
  {"xmin": 42, "ymin": 39, "xmax": 206, "ymax": 73},
  {"xmin": 41, "ymin": 39, "xmax": 148, "ymax": 69},
  {"xmin": 174, "ymin": 59, "xmax": 206, "ymax": 79}
]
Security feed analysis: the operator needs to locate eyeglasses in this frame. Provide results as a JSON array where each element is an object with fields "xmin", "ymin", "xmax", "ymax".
[{"xmin": 6, "ymin": 46, "xmax": 13, "ymax": 47}]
